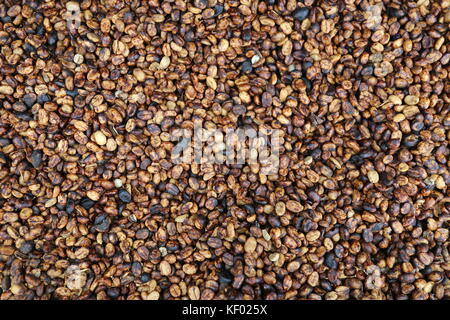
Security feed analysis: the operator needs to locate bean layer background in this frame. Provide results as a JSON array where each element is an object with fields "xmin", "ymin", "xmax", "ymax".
[{"xmin": 0, "ymin": 0, "xmax": 449, "ymax": 300}]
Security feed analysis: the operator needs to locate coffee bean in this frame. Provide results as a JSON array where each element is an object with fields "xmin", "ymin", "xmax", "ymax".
[
  {"xmin": 37, "ymin": 94, "xmax": 50, "ymax": 104},
  {"xmin": 66, "ymin": 89, "xmax": 78, "ymax": 97},
  {"xmin": 166, "ymin": 183, "xmax": 179, "ymax": 196},
  {"xmin": 325, "ymin": 253, "xmax": 337, "ymax": 269},
  {"xmin": 361, "ymin": 64, "xmax": 374, "ymax": 76},
  {"xmin": 302, "ymin": 77, "xmax": 312, "ymax": 92},
  {"xmin": 30, "ymin": 150, "xmax": 43, "ymax": 168},
  {"xmin": 23, "ymin": 93, "xmax": 37, "ymax": 107},
  {"xmin": 213, "ymin": 4, "xmax": 224, "ymax": 17},
  {"xmin": 140, "ymin": 273, "xmax": 150, "ymax": 283},
  {"xmin": 387, "ymin": 6, "xmax": 403, "ymax": 18},
  {"xmin": 106, "ymin": 287, "xmax": 120, "ymax": 298},
  {"xmin": 80, "ymin": 197, "xmax": 95, "ymax": 210},
  {"xmin": 36, "ymin": 25, "xmax": 44, "ymax": 36},
  {"xmin": 240, "ymin": 60, "xmax": 253, "ymax": 73},
  {"xmin": 118, "ymin": 189, "xmax": 132, "ymax": 203},
  {"xmin": 219, "ymin": 269, "xmax": 234, "ymax": 284},
  {"xmin": 14, "ymin": 112, "xmax": 33, "ymax": 121},
  {"xmin": 48, "ymin": 31, "xmax": 58, "ymax": 45},
  {"xmin": 293, "ymin": 7, "xmax": 309, "ymax": 21},
  {"xmin": 19, "ymin": 241, "xmax": 34, "ymax": 254},
  {"xmin": 66, "ymin": 199, "xmax": 75, "ymax": 214},
  {"xmin": 232, "ymin": 104, "xmax": 246, "ymax": 115},
  {"xmin": 24, "ymin": 43, "xmax": 36, "ymax": 52},
  {"xmin": 0, "ymin": 0, "xmax": 448, "ymax": 301},
  {"xmin": 94, "ymin": 213, "xmax": 110, "ymax": 232}
]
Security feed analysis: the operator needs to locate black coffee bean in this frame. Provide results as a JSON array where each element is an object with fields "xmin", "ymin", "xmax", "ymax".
[
  {"xmin": 321, "ymin": 280, "xmax": 333, "ymax": 291},
  {"xmin": 411, "ymin": 121, "xmax": 424, "ymax": 132},
  {"xmin": 36, "ymin": 25, "xmax": 45, "ymax": 36},
  {"xmin": 240, "ymin": 60, "xmax": 253, "ymax": 73},
  {"xmin": 80, "ymin": 197, "xmax": 95, "ymax": 210},
  {"xmin": 282, "ymin": 73, "xmax": 293, "ymax": 84},
  {"xmin": 48, "ymin": 31, "xmax": 58, "ymax": 46},
  {"xmin": 0, "ymin": 16, "xmax": 11, "ymax": 23},
  {"xmin": 131, "ymin": 262, "xmax": 142, "ymax": 276},
  {"xmin": 28, "ymin": 1, "xmax": 40, "ymax": 9},
  {"xmin": 325, "ymin": 253, "xmax": 337, "ymax": 269},
  {"xmin": 118, "ymin": 189, "xmax": 132, "ymax": 203},
  {"xmin": 403, "ymin": 135, "xmax": 419, "ymax": 148},
  {"xmin": 213, "ymin": 4, "xmax": 224, "ymax": 17},
  {"xmin": 242, "ymin": 29, "xmax": 252, "ymax": 41},
  {"xmin": 219, "ymin": 268, "xmax": 234, "ymax": 284},
  {"xmin": 66, "ymin": 199, "xmax": 75, "ymax": 214},
  {"xmin": 66, "ymin": 89, "xmax": 78, "ymax": 97},
  {"xmin": 19, "ymin": 241, "xmax": 34, "ymax": 254},
  {"xmin": 307, "ymin": 190, "xmax": 321, "ymax": 203},
  {"xmin": 24, "ymin": 43, "xmax": 36, "ymax": 52},
  {"xmin": 379, "ymin": 171, "xmax": 393, "ymax": 186},
  {"xmin": 349, "ymin": 154, "xmax": 364, "ymax": 165},
  {"xmin": 106, "ymin": 287, "xmax": 120, "ymax": 298},
  {"xmin": 361, "ymin": 64, "xmax": 374, "ymax": 76},
  {"xmin": 140, "ymin": 273, "xmax": 150, "ymax": 283},
  {"xmin": 118, "ymin": 203, "xmax": 126, "ymax": 214},
  {"xmin": 37, "ymin": 94, "xmax": 50, "ymax": 104},
  {"xmin": 23, "ymin": 93, "xmax": 37, "ymax": 107},
  {"xmin": 0, "ymin": 138, "xmax": 10, "ymax": 147},
  {"xmin": 1, "ymin": 276, "xmax": 11, "ymax": 291},
  {"xmin": 32, "ymin": 206, "xmax": 40, "ymax": 215},
  {"xmin": 386, "ymin": 6, "xmax": 404, "ymax": 18},
  {"xmin": 302, "ymin": 60, "xmax": 313, "ymax": 71},
  {"xmin": 15, "ymin": 112, "xmax": 33, "ymax": 121},
  {"xmin": 94, "ymin": 213, "xmax": 110, "ymax": 232},
  {"xmin": 293, "ymin": 7, "xmax": 310, "ymax": 21},
  {"xmin": 30, "ymin": 150, "xmax": 43, "ymax": 168},
  {"xmin": 362, "ymin": 228, "xmax": 373, "ymax": 242}
]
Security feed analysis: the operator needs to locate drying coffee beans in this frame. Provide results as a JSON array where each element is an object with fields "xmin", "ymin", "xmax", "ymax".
[{"xmin": 0, "ymin": 0, "xmax": 449, "ymax": 301}]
